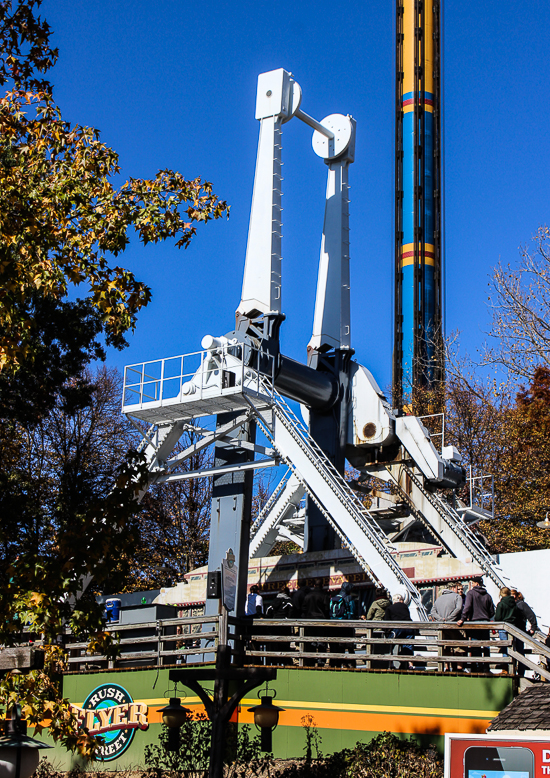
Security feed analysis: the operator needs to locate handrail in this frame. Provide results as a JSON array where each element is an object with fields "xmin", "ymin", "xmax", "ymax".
[{"xmin": 58, "ymin": 615, "xmax": 549, "ymax": 678}]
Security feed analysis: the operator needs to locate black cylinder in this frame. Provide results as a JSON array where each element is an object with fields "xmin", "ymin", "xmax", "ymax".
[
  {"xmin": 274, "ymin": 355, "xmax": 338, "ymax": 411},
  {"xmin": 260, "ymin": 726, "xmax": 273, "ymax": 752}
]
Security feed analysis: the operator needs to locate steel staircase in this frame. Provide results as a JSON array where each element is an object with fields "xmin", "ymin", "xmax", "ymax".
[
  {"xmin": 245, "ymin": 381, "xmax": 428, "ymax": 619},
  {"xmin": 388, "ymin": 464, "xmax": 507, "ymax": 589}
]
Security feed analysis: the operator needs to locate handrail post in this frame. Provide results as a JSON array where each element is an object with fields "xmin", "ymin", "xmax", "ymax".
[
  {"xmin": 157, "ymin": 620, "xmax": 162, "ymax": 667},
  {"xmin": 298, "ymin": 625, "xmax": 304, "ymax": 668},
  {"xmin": 365, "ymin": 627, "xmax": 372, "ymax": 670},
  {"xmin": 437, "ymin": 628, "xmax": 444, "ymax": 673}
]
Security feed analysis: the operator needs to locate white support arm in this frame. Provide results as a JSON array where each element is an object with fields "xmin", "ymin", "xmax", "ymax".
[
  {"xmin": 308, "ymin": 115, "xmax": 356, "ymax": 356},
  {"xmin": 238, "ymin": 69, "xmax": 299, "ymax": 318},
  {"xmin": 309, "ymin": 159, "xmax": 351, "ymax": 353}
]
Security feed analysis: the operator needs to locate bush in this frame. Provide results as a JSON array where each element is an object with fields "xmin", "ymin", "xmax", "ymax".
[{"xmin": 276, "ymin": 732, "xmax": 443, "ymax": 778}]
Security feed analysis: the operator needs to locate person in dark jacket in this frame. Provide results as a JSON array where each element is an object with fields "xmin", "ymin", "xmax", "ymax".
[
  {"xmin": 302, "ymin": 580, "xmax": 329, "ymax": 620},
  {"xmin": 302, "ymin": 579, "xmax": 329, "ymax": 666},
  {"xmin": 292, "ymin": 579, "xmax": 311, "ymax": 618},
  {"xmin": 265, "ymin": 585, "xmax": 294, "ymax": 665},
  {"xmin": 384, "ymin": 593, "xmax": 415, "ymax": 670},
  {"xmin": 329, "ymin": 581, "xmax": 357, "ymax": 668},
  {"xmin": 494, "ymin": 587, "xmax": 520, "ymax": 668},
  {"xmin": 457, "ymin": 577, "xmax": 495, "ymax": 672},
  {"xmin": 512, "ymin": 590, "xmax": 538, "ymax": 635},
  {"xmin": 511, "ymin": 589, "xmax": 538, "ymax": 678}
]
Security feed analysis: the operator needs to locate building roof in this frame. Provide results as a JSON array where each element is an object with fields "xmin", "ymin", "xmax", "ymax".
[{"xmin": 488, "ymin": 686, "xmax": 550, "ymax": 732}]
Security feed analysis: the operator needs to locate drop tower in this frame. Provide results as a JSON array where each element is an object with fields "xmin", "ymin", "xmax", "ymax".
[{"xmin": 394, "ymin": 0, "xmax": 444, "ymax": 409}]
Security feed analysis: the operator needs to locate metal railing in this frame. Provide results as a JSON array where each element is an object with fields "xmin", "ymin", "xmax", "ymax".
[
  {"xmin": 250, "ymin": 383, "xmax": 426, "ymax": 614},
  {"xmin": 122, "ymin": 346, "xmax": 278, "ymax": 413}
]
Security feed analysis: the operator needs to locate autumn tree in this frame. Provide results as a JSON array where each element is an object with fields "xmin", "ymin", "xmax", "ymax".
[
  {"xmin": 0, "ymin": 0, "xmax": 227, "ymax": 371},
  {"xmin": 0, "ymin": 366, "xmax": 144, "ymax": 754},
  {"xmin": 441, "ymin": 365, "xmax": 550, "ymax": 553},
  {"xmin": 484, "ymin": 226, "xmax": 550, "ymax": 380},
  {"xmin": 121, "ymin": 432, "xmax": 213, "ymax": 591},
  {"xmin": 0, "ymin": 0, "xmax": 227, "ymax": 757}
]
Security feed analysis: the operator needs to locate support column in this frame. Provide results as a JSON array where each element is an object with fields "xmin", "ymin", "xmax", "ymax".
[{"xmin": 205, "ymin": 413, "xmax": 256, "ymax": 618}]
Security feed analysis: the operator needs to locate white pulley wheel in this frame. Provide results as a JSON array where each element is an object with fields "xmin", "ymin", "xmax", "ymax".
[{"xmin": 312, "ymin": 114, "xmax": 352, "ymax": 159}]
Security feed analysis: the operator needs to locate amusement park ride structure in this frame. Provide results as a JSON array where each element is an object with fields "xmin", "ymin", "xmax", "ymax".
[{"xmin": 122, "ymin": 69, "xmax": 508, "ymax": 621}]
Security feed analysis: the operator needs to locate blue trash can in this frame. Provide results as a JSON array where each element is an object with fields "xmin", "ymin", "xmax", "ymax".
[{"xmin": 105, "ymin": 598, "xmax": 121, "ymax": 623}]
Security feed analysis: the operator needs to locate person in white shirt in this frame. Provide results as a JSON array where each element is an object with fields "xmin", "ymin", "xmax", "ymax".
[{"xmin": 245, "ymin": 584, "xmax": 263, "ymax": 617}]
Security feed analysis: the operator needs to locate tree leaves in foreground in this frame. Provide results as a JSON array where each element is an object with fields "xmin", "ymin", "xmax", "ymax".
[
  {"xmin": 0, "ymin": 87, "xmax": 228, "ymax": 369},
  {"xmin": 0, "ymin": 0, "xmax": 227, "ymax": 757},
  {"xmin": 0, "ymin": 367, "xmax": 147, "ymax": 756}
]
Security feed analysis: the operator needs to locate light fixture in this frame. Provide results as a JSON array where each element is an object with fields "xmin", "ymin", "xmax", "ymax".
[
  {"xmin": 158, "ymin": 697, "xmax": 191, "ymax": 752},
  {"xmin": 537, "ymin": 512, "xmax": 550, "ymax": 529},
  {"xmin": 0, "ymin": 703, "xmax": 52, "ymax": 778},
  {"xmin": 248, "ymin": 692, "xmax": 285, "ymax": 751}
]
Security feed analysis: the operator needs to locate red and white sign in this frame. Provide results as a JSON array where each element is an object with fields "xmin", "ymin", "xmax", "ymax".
[{"xmin": 445, "ymin": 733, "xmax": 550, "ymax": 778}]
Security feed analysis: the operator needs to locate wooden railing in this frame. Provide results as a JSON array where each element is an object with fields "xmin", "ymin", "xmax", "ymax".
[
  {"xmin": 236, "ymin": 620, "xmax": 511, "ymax": 672},
  {"xmin": 63, "ymin": 616, "xmax": 550, "ymax": 680},
  {"xmin": 65, "ymin": 615, "xmax": 220, "ymax": 672}
]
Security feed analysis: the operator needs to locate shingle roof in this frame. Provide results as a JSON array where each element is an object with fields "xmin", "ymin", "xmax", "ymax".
[{"xmin": 488, "ymin": 686, "xmax": 550, "ymax": 731}]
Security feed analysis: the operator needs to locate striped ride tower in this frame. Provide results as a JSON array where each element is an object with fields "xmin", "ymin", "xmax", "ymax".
[{"xmin": 394, "ymin": 0, "xmax": 443, "ymax": 409}]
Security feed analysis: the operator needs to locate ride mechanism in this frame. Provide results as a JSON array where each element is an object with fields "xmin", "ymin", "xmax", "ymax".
[{"xmin": 122, "ymin": 68, "xmax": 508, "ymax": 621}]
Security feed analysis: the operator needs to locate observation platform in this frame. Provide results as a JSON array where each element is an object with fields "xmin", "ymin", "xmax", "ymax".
[{"xmin": 122, "ymin": 349, "xmax": 273, "ymax": 425}]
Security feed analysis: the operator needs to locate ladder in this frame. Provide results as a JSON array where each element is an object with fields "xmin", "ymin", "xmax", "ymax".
[{"xmin": 245, "ymin": 382, "xmax": 428, "ymax": 619}]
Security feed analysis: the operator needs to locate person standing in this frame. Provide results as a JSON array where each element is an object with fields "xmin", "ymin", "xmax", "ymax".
[
  {"xmin": 244, "ymin": 584, "xmax": 264, "ymax": 663},
  {"xmin": 366, "ymin": 588, "xmax": 391, "ymax": 669},
  {"xmin": 494, "ymin": 587, "xmax": 520, "ymax": 673},
  {"xmin": 384, "ymin": 593, "xmax": 415, "ymax": 670},
  {"xmin": 329, "ymin": 581, "xmax": 357, "ymax": 667},
  {"xmin": 366, "ymin": 588, "xmax": 391, "ymax": 621},
  {"xmin": 292, "ymin": 579, "xmax": 311, "ymax": 618},
  {"xmin": 457, "ymin": 577, "xmax": 495, "ymax": 673},
  {"xmin": 265, "ymin": 585, "xmax": 294, "ymax": 666},
  {"xmin": 302, "ymin": 579, "xmax": 329, "ymax": 666},
  {"xmin": 245, "ymin": 584, "xmax": 264, "ymax": 617},
  {"xmin": 512, "ymin": 590, "xmax": 538, "ymax": 635},
  {"xmin": 511, "ymin": 589, "xmax": 538, "ymax": 678},
  {"xmin": 430, "ymin": 583, "xmax": 463, "ymax": 671}
]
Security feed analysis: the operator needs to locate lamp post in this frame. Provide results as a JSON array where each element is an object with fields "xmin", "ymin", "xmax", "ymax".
[
  {"xmin": 0, "ymin": 703, "xmax": 53, "ymax": 778},
  {"xmin": 158, "ymin": 697, "xmax": 191, "ymax": 752},
  {"xmin": 248, "ymin": 692, "xmax": 285, "ymax": 752}
]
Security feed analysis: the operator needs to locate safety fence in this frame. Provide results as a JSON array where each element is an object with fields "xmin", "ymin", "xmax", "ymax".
[{"xmin": 63, "ymin": 616, "xmax": 550, "ymax": 679}]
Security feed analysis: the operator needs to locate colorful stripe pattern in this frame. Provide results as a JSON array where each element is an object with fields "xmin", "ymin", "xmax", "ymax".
[
  {"xmin": 395, "ymin": 0, "xmax": 441, "ymax": 404},
  {"xmin": 44, "ymin": 667, "xmax": 513, "ymax": 770}
]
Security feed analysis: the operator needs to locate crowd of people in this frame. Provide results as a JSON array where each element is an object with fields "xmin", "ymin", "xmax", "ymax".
[{"xmin": 243, "ymin": 576, "xmax": 542, "ymax": 673}]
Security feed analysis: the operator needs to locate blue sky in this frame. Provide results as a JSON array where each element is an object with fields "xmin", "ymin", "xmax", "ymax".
[{"xmin": 45, "ymin": 0, "xmax": 550, "ymax": 393}]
